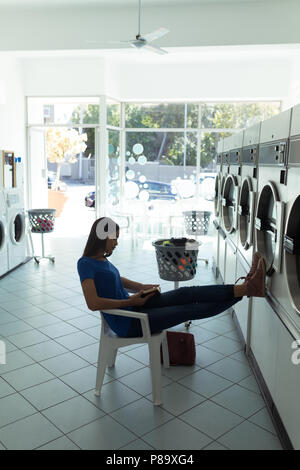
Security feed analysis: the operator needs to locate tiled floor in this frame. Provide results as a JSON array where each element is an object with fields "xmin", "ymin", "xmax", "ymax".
[{"xmin": 0, "ymin": 233, "xmax": 283, "ymax": 450}]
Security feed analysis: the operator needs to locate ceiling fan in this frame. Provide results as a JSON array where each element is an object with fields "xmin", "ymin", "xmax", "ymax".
[
  {"xmin": 97, "ymin": 0, "xmax": 169, "ymax": 55},
  {"xmin": 124, "ymin": 0, "xmax": 170, "ymax": 55}
]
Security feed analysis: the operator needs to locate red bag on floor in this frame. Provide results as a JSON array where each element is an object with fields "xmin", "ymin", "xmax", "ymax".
[{"xmin": 160, "ymin": 330, "xmax": 196, "ymax": 366}]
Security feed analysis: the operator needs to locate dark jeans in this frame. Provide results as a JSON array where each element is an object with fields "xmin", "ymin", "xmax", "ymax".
[{"xmin": 125, "ymin": 285, "xmax": 241, "ymax": 337}]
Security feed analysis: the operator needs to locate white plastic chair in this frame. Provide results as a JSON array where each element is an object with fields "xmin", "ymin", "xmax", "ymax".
[{"xmin": 95, "ymin": 309, "xmax": 170, "ymax": 406}]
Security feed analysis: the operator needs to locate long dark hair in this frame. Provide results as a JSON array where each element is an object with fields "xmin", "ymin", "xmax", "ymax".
[{"xmin": 83, "ymin": 217, "xmax": 119, "ymax": 258}]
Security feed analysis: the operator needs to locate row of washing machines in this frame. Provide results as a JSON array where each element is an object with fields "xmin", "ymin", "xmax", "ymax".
[
  {"xmin": 0, "ymin": 152, "xmax": 27, "ymax": 278},
  {"xmin": 213, "ymin": 104, "xmax": 300, "ymax": 448}
]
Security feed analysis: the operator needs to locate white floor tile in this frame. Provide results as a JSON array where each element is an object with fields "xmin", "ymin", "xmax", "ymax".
[
  {"xmin": 42, "ymin": 395, "xmax": 104, "ymax": 433},
  {"xmin": 0, "ymin": 393, "xmax": 36, "ymax": 428},
  {"xmin": 20, "ymin": 378, "xmax": 78, "ymax": 411},
  {"xmin": 218, "ymin": 420, "xmax": 283, "ymax": 450},
  {"xmin": 0, "ymin": 413, "xmax": 62, "ymax": 450},
  {"xmin": 112, "ymin": 397, "xmax": 173, "ymax": 435},
  {"xmin": 211, "ymin": 384, "xmax": 266, "ymax": 418},
  {"xmin": 180, "ymin": 400, "xmax": 243, "ymax": 439},
  {"xmin": 143, "ymin": 418, "xmax": 212, "ymax": 450},
  {"xmin": 67, "ymin": 415, "xmax": 136, "ymax": 450},
  {"xmin": 2, "ymin": 363, "xmax": 55, "ymax": 391}
]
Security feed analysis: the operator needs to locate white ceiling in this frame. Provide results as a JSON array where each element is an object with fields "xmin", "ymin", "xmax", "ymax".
[{"xmin": 0, "ymin": 0, "xmax": 271, "ymax": 5}]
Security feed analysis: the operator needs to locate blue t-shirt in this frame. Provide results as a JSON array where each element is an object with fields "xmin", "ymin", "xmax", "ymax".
[{"xmin": 77, "ymin": 256, "xmax": 132, "ymax": 336}]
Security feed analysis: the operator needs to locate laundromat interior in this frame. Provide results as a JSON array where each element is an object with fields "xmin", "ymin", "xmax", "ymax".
[{"xmin": 1, "ymin": 0, "xmax": 300, "ymax": 451}]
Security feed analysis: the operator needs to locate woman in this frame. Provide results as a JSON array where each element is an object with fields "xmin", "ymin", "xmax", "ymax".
[{"xmin": 78, "ymin": 217, "xmax": 266, "ymax": 338}]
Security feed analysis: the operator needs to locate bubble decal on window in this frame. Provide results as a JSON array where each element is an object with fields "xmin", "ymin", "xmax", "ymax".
[
  {"xmin": 125, "ymin": 169, "xmax": 135, "ymax": 180},
  {"xmin": 138, "ymin": 155, "xmax": 147, "ymax": 165},
  {"xmin": 133, "ymin": 143, "xmax": 144, "ymax": 155},
  {"xmin": 124, "ymin": 181, "xmax": 139, "ymax": 199},
  {"xmin": 139, "ymin": 190, "xmax": 150, "ymax": 202}
]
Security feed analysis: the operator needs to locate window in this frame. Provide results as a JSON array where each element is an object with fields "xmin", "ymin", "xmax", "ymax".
[{"xmin": 27, "ymin": 97, "xmax": 100, "ymax": 125}]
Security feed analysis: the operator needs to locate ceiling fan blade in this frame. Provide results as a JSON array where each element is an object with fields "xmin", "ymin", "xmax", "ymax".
[
  {"xmin": 107, "ymin": 40, "xmax": 130, "ymax": 44},
  {"xmin": 142, "ymin": 43, "xmax": 168, "ymax": 55},
  {"xmin": 142, "ymin": 27, "xmax": 170, "ymax": 43}
]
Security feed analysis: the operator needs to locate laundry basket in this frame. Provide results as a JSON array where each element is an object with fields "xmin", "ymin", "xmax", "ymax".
[
  {"xmin": 28, "ymin": 209, "xmax": 56, "ymax": 233},
  {"xmin": 153, "ymin": 238, "xmax": 199, "ymax": 284},
  {"xmin": 153, "ymin": 238, "xmax": 199, "ymax": 329},
  {"xmin": 183, "ymin": 210, "xmax": 211, "ymax": 236},
  {"xmin": 27, "ymin": 209, "xmax": 56, "ymax": 263},
  {"xmin": 183, "ymin": 210, "xmax": 211, "ymax": 265}
]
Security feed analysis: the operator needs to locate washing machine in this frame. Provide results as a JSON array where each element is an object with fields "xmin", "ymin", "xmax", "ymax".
[
  {"xmin": 6, "ymin": 187, "xmax": 27, "ymax": 271},
  {"xmin": 237, "ymin": 122, "xmax": 261, "ymax": 267},
  {"xmin": 275, "ymin": 103, "xmax": 300, "ymax": 337},
  {"xmin": 217, "ymin": 137, "xmax": 232, "ymax": 283},
  {"xmin": 251, "ymin": 109, "xmax": 291, "ymax": 381},
  {"xmin": 222, "ymin": 130, "xmax": 244, "ymax": 285},
  {"xmin": 212, "ymin": 139, "xmax": 223, "ymax": 279},
  {"xmin": 255, "ymin": 109, "xmax": 291, "ymax": 291},
  {"xmin": 0, "ymin": 188, "xmax": 8, "ymax": 277},
  {"xmin": 235, "ymin": 123, "xmax": 261, "ymax": 344}
]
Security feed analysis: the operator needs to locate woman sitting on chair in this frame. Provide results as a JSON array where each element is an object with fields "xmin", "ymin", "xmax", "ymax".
[{"xmin": 78, "ymin": 217, "xmax": 266, "ymax": 338}]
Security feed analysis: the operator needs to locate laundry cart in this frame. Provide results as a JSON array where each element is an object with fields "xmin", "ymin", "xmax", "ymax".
[
  {"xmin": 153, "ymin": 238, "xmax": 199, "ymax": 327},
  {"xmin": 27, "ymin": 209, "xmax": 56, "ymax": 264},
  {"xmin": 182, "ymin": 210, "xmax": 211, "ymax": 265}
]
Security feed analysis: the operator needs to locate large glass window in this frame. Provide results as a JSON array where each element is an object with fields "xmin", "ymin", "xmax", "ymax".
[
  {"xmin": 107, "ymin": 98, "xmax": 121, "ymax": 127},
  {"xmin": 28, "ymin": 97, "xmax": 100, "ymax": 125},
  {"xmin": 125, "ymin": 131, "xmax": 198, "ymax": 201},
  {"xmin": 27, "ymin": 97, "xmax": 281, "ymax": 238},
  {"xmin": 107, "ymin": 130, "xmax": 121, "ymax": 205},
  {"xmin": 125, "ymin": 103, "xmax": 186, "ymax": 128},
  {"xmin": 201, "ymin": 102, "xmax": 281, "ymax": 129}
]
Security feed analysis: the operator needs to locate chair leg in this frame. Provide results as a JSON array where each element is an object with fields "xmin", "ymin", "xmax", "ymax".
[
  {"xmin": 107, "ymin": 347, "xmax": 118, "ymax": 368},
  {"xmin": 161, "ymin": 332, "xmax": 170, "ymax": 368},
  {"xmin": 95, "ymin": 339, "xmax": 109, "ymax": 396},
  {"xmin": 198, "ymin": 257, "xmax": 209, "ymax": 265},
  {"xmin": 148, "ymin": 337, "xmax": 163, "ymax": 406}
]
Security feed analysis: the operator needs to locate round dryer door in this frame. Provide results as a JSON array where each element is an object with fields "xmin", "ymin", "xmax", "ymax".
[
  {"xmin": 238, "ymin": 177, "xmax": 255, "ymax": 250},
  {"xmin": 222, "ymin": 174, "xmax": 239, "ymax": 234},
  {"xmin": 0, "ymin": 218, "xmax": 5, "ymax": 253},
  {"xmin": 214, "ymin": 173, "xmax": 221, "ymax": 217},
  {"xmin": 255, "ymin": 182, "xmax": 284, "ymax": 275},
  {"xmin": 9, "ymin": 211, "xmax": 25, "ymax": 245},
  {"xmin": 283, "ymin": 195, "xmax": 300, "ymax": 314}
]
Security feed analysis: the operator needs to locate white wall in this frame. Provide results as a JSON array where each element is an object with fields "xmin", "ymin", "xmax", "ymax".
[
  {"xmin": 20, "ymin": 48, "xmax": 294, "ymax": 105},
  {"xmin": 114, "ymin": 52, "xmax": 292, "ymax": 103},
  {"xmin": 0, "ymin": 54, "xmax": 25, "ymax": 157},
  {"xmin": 21, "ymin": 57, "xmax": 107, "ymax": 97}
]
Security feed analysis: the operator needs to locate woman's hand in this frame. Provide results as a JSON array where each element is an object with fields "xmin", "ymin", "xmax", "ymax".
[
  {"xmin": 127, "ymin": 290, "xmax": 157, "ymax": 307},
  {"xmin": 141, "ymin": 284, "xmax": 160, "ymax": 291}
]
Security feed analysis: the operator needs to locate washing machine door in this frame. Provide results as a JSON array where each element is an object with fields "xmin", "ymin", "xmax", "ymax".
[
  {"xmin": 9, "ymin": 210, "xmax": 26, "ymax": 245},
  {"xmin": 283, "ymin": 195, "xmax": 300, "ymax": 314},
  {"xmin": 0, "ymin": 217, "xmax": 6, "ymax": 254},
  {"xmin": 214, "ymin": 172, "xmax": 221, "ymax": 217},
  {"xmin": 255, "ymin": 182, "xmax": 285, "ymax": 274},
  {"xmin": 221, "ymin": 174, "xmax": 239, "ymax": 234},
  {"xmin": 238, "ymin": 177, "xmax": 255, "ymax": 250}
]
